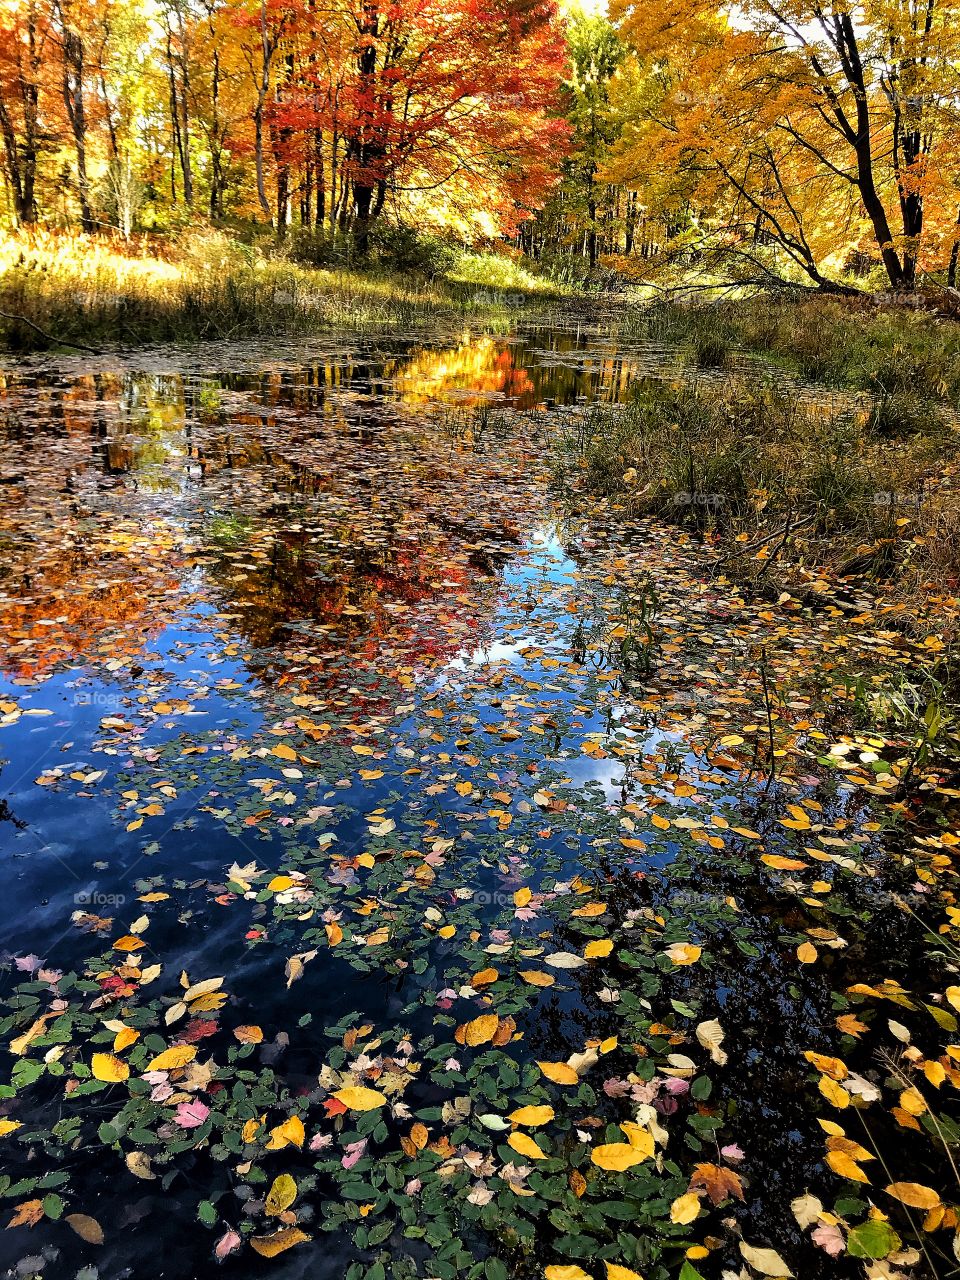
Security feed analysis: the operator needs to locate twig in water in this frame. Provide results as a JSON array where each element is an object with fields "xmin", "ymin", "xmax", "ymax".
[{"xmin": 0, "ymin": 309, "xmax": 104, "ymax": 356}]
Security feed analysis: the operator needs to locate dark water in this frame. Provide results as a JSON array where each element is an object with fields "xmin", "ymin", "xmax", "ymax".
[{"xmin": 0, "ymin": 320, "xmax": 948, "ymax": 1280}]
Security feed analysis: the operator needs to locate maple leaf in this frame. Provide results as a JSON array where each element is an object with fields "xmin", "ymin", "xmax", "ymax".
[{"xmin": 688, "ymin": 1162, "xmax": 745, "ymax": 1205}]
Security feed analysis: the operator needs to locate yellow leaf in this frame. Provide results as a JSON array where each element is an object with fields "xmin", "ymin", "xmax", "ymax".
[
  {"xmin": 509, "ymin": 1105, "xmax": 554, "ymax": 1127},
  {"xmin": 818, "ymin": 1076, "xmax": 849, "ymax": 1109},
  {"xmin": 333, "ymin": 1086, "xmax": 387, "ymax": 1111},
  {"xmin": 265, "ymin": 1174, "xmax": 297, "ymax": 1215},
  {"xmin": 606, "ymin": 1267, "xmax": 644, "ymax": 1280},
  {"xmin": 113, "ymin": 1027, "xmax": 139, "ymax": 1053},
  {"xmin": 537, "ymin": 1061, "xmax": 580, "ymax": 1085},
  {"xmin": 464, "ymin": 1014, "xmax": 500, "ymax": 1046},
  {"xmin": 804, "ymin": 1052, "xmax": 847, "ymax": 1080},
  {"xmin": 739, "ymin": 1241, "xmax": 792, "ymax": 1277},
  {"xmin": 797, "ymin": 942, "xmax": 818, "ymax": 964},
  {"xmin": 508, "ymin": 1131, "xmax": 547, "ymax": 1160},
  {"xmin": 243, "ymin": 1114, "xmax": 266, "ymax": 1143},
  {"xmin": 670, "ymin": 1191, "xmax": 701, "ymax": 1224},
  {"xmin": 519, "ymin": 971, "xmax": 555, "ymax": 987},
  {"xmin": 0, "ymin": 1120, "xmax": 22, "ymax": 1137},
  {"xmin": 619, "ymin": 1123, "xmax": 655, "ymax": 1156},
  {"xmin": 9, "ymin": 1018, "xmax": 50, "ymax": 1057},
  {"xmin": 182, "ymin": 976, "xmax": 224, "ymax": 1001},
  {"xmin": 591, "ymin": 1142, "xmax": 650, "ymax": 1171},
  {"xmin": 473, "ymin": 968, "xmax": 499, "ymax": 987},
  {"xmin": 125, "ymin": 1151, "xmax": 155, "ymax": 1180},
  {"xmin": 439, "ymin": 924, "xmax": 456, "ymax": 939},
  {"xmin": 545, "ymin": 1268, "xmax": 593, "ymax": 1280},
  {"xmin": 572, "ymin": 902, "xmax": 607, "ymax": 917},
  {"xmin": 410, "ymin": 1122, "xmax": 429, "ymax": 1150},
  {"xmin": 91, "ymin": 1052, "xmax": 130, "ymax": 1083},
  {"xmin": 826, "ymin": 1150, "xmax": 870, "ymax": 1183},
  {"xmin": 234, "ymin": 1025, "xmax": 264, "ymax": 1044},
  {"xmin": 664, "ymin": 943, "xmax": 701, "ymax": 966},
  {"xmin": 325, "ymin": 922, "xmax": 343, "ymax": 947},
  {"xmin": 190, "ymin": 991, "xmax": 227, "ymax": 1012},
  {"xmin": 250, "ymin": 1228, "xmax": 310, "ymax": 1257},
  {"xmin": 268, "ymin": 875, "xmax": 295, "ymax": 892},
  {"xmin": 761, "ymin": 854, "xmax": 809, "ymax": 870},
  {"xmin": 899, "ymin": 1086, "xmax": 927, "ymax": 1115},
  {"xmin": 146, "ymin": 1045, "xmax": 197, "ymax": 1072},
  {"xmin": 584, "ymin": 939, "xmax": 613, "ymax": 959},
  {"xmin": 924, "ymin": 1061, "xmax": 946, "ymax": 1088},
  {"xmin": 514, "ymin": 887, "xmax": 532, "ymax": 907},
  {"xmin": 885, "ymin": 1182, "xmax": 941, "ymax": 1210},
  {"xmin": 112, "ymin": 935, "xmax": 145, "ymax": 951},
  {"xmin": 272, "ymin": 744, "xmax": 297, "ymax": 761},
  {"xmin": 266, "ymin": 1115, "xmax": 305, "ymax": 1149}
]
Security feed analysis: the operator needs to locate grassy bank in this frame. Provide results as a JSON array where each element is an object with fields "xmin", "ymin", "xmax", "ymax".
[
  {"xmin": 553, "ymin": 373, "xmax": 960, "ymax": 637},
  {"xmin": 0, "ymin": 230, "xmax": 567, "ymax": 353},
  {"xmin": 625, "ymin": 293, "xmax": 960, "ymax": 398}
]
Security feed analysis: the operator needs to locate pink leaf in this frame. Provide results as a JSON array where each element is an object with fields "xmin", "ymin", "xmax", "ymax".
[
  {"xmin": 812, "ymin": 1224, "xmax": 845, "ymax": 1257},
  {"xmin": 174, "ymin": 1099, "xmax": 210, "ymax": 1128},
  {"xmin": 341, "ymin": 1138, "xmax": 368, "ymax": 1169},
  {"xmin": 215, "ymin": 1229, "xmax": 242, "ymax": 1261}
]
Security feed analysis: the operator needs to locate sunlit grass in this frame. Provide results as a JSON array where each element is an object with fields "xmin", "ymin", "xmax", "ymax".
[{"xmin": 0, "ymin": 230, "xmax": 557, "ymax": 352}]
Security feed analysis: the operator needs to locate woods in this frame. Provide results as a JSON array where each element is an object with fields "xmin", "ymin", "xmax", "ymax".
[
  {"xmin": 3, "ymin": 0, "xmax": 960, "ymax": 294},
  {"xmin": 0, "ymin": 0, "xmax": 569, "ymax": 246}
]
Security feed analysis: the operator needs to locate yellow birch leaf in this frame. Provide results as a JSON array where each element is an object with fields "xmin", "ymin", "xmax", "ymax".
[
  {"xmin": 91, "ymin": 1052, "xmax": 130, "ymax": 1083},
  {"xmin": 265, "ymin": 1174, "xmax": 297, "ymax": 1215},
  {"xmin": 333, "ymin": 1086, "xmax": 387, "ymax": 1111}
]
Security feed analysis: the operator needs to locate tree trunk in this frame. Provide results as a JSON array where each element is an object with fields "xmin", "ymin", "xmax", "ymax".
[
  {"xmin": 59, "ymin": 23, "xmax": 94, "ymax": 232},
  {"xmin": 948, "ymin": 210, "xmax": 960, "ymax": 289}
]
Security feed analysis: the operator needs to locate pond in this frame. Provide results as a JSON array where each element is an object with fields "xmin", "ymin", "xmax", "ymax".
[{"xmin": 0, "ymin": 318, "xmax": 954, "ymax": 1280}]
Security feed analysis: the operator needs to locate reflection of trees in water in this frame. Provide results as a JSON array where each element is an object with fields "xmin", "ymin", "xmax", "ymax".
[
  {"xmin": 197, "ymin": 438, "xmax": 516, "ymax": 682},
  {"xmin": 0, "ymin": 342, "xmax": 547, "ymax": 685}
]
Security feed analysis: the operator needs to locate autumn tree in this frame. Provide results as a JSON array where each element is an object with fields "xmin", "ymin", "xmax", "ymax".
[
  {"xmin": 611, "ymin": 0, "xmax": 960, "ymax": 289},
  {"xmin": 292, "ymin": 0, "xmax": 570, "ymax": 251},
  {"xmin": 0, "ymin": 0, "xmax": 50, "ymax": 225}
]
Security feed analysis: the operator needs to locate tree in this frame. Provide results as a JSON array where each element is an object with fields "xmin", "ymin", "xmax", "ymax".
[
  {"xmin": 293, "ymin": 0, "xmax": 570, "ymax": 251},
  {"xmin": 611, "ymin": 0, "xmax": 960, "ymax": 288},
  {"xmin": 0, "ymin": 0, "xmax": 50, "ymax": 226},
  {"xmin": 565, "ymin": 15, "xmax": 622, "ymax": 266}
]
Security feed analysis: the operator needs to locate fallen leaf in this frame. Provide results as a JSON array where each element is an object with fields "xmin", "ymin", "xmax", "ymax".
[
  {"xmin": 266, "ymin": 1174, "xmax": 298, "ymax": 1215},
  {"xmin": 333, "ymin": 1086, "xmax": 387, "ymax": 1111},
  {"xmin": 66, "ymin": 1214, "xmax": 104, "ymax": 1245},
  {"xmin": 250, "ymin": 1227, "xmax": 310, "ymax": 1257},
  {"xmin": 91, "ymin": 1053, "xmax": 129, "ymax": 1083},
  {"xmin": 739, "ymin": 1240, "xmax": 792, "ymax": 1277}
]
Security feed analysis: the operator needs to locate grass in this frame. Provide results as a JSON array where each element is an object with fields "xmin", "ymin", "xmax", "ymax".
[
  {"xmin": 623, "ymin": 294, "xmax": 960, "ymax": 399},
  {"xmin": 0, "ymin": 229, "xmax": 566, "ymax": 353},
  {"xmin": 553, "ymin": 373, "xmax": 960, "ymax": 634}
]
